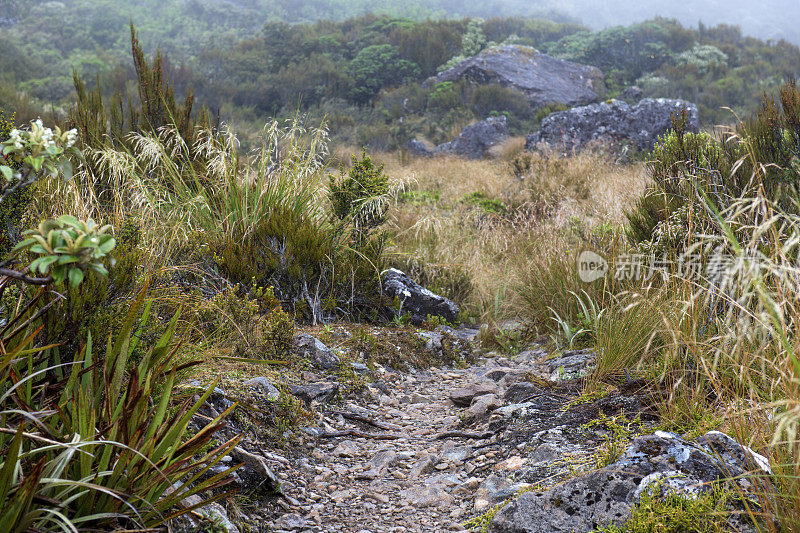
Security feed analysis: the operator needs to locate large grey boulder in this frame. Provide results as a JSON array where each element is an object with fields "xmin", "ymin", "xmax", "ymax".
[
  {"xmin": 489, "ymin": 430, "xmax": 770, "ymax": 533},
  {"xmin": 434, "ymin": 116, "xmax": 509, "ymax": 159},
  {"xmin": 526, "ymin": 98, "xmax": 699, "ymax": 153},
  {"xmin": 382, "ymin": 268, "xmax": 459, "ymax": 325},
  {"xmin": 427, "ymin": 45, "xmax": 605, "ymax": 109}
]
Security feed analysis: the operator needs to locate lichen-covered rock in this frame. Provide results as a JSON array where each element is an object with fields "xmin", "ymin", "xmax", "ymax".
[
  {"xmin": 243, "ymin": 376, "xmax": 281, "ymax": 401},
  {"xmin": 427, "ymin": 45, "xmax": 604, "ymax": 109},
  {"xmin": 488, "ymin": 431, "xmax": 770, "ymax": 533},
  {"xmin": 381, "ymin": 268, "xmax": 459, "ymax": 325},
  {"xmin": 537, "ymin": 348, "xmax": 596, "ymax": 381},
  {"xmin": 526, "ymin": 98, "xmax": 699, "ymax": 153},
  {"xmin": 434, "ymin": 116, "xmax": 509, "ymax": 159},
  {"xmin": 406, "ymin": 139, "xmax": 433, "ymax": 157},
  {"xmin": 289, "ymin": 381, "xmax": 339, "ymax": 404},
  {"xmin": 619, "ymin": 85, "xmax": 644, "ymax": 102},
  {"xmin": 293, "ymin": 333, "xmax": 340, "ymax": 370}
]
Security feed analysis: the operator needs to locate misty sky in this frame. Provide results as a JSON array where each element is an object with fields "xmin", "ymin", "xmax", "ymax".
[{"xmin": 511, "ymin": 0, "xmax": 799, "ymax": 45}]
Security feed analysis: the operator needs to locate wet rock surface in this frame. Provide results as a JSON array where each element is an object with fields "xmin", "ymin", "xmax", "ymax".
[
  {"xmin": 489, "ymin": 430, "xmax": 770, "ymax": 533},
  {"xmin": 293, "ymin": 333, "xmax": 340, "ymax": 370},
  {"xmin": 434, "ymin": 116, "xmax": 510, "ymax": 159},
  {"xmin": 526, "ymin": 97, "xmax": 700, "ymax": 153},
  {"xmin": 382, "ymin": 268, "xmax": 460, "ymax": 325},
  {"xmin": 194, "ymin": 324, "xmax": 767, "ymax": 533},
  {"xmin": 427, "ymin": 45, "xmax": 605, "ymax": 109}
]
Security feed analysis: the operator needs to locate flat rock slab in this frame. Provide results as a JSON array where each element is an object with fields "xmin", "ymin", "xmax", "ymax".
[
  {"xmin": 449, "ymin": 382, "xmax": 499, "ymax": 407},
  {"xmin": 427, "ymin": 45, "xmax": 605, "ymax": 109}
]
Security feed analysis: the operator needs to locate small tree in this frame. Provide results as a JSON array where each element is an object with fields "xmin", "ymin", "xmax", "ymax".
[{"xmin": 329, "ymin": 151, "xmax": 391, "ymax": 243}]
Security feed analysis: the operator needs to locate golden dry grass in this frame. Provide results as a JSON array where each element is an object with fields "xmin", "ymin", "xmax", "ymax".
[{"xmin": 374, "ymin": 149, "xmax": 649, "ymax": 322}]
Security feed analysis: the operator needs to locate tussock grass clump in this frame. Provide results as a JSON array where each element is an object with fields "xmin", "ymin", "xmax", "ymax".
[
  {"xmin": 382, "ymin": 150, "xmax": 646, "ymax": 322},
  {"xmin": 42, "ymin": 118, "xmax": 395, "ymax": 324}
]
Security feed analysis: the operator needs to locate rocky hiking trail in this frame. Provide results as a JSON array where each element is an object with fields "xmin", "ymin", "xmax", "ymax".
[
  {"xmin": 192, "ymin": 271, "xmax": 774, "ymax": 533},
  {"xmin": 199, "ymin": 320, "xmax": 774, "ymax": 533},
  {"xmin": 265, "ymin": 331, "xmax": 611, "ymax": 533}
]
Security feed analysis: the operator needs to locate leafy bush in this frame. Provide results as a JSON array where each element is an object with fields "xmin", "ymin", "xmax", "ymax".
[
  {"xmin": 262, "ymin": 308, "xmax": 295, "ymax": 360},
  {"xmin": 329, "ymin": 151, "xmax": 391, "ymax": 241},
  {"xmin": 0, "ymin": 118, "xmax": 79, "ymax": 205},
  {"xmin": 428, "ymin": 82, "xmax": 461, "ymax": 111},
  {"xmin": 626, "ymin": 122, "xmax": 735, "ymax": 255},
  {"xmin": 676, "ymin": 44, "xmax": 728, "ymax": 74},
  {"xmin": 348, "ymin": 44, "xmax": 421, "ymax": 104},
  {"xmin": 14, "ymin": 215, "xmax": 116, "ymax": 287},
  {"xmin": 599, "ymin": 485, "xmax": 744, "ymax": 533},
  {"xmin": 627, "ymin": 81, "xmax": 800, "ymax": 253},
  {"xmin": 0, "ymin": 110, "xmax": 28, "ymax": 261}
]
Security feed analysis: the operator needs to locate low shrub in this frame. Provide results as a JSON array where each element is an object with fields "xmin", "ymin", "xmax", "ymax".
[
  {"xmin": 599, "ymin": 486, "xmax": 741, "ymax": 533},
  {"xmin": 627, "ymin": 81, "xmax": 800, "ymax": 253}
]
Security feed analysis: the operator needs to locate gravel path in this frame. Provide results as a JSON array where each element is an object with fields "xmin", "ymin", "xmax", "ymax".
[{"xmin": 270, "ymin": 350, "xmax": 559, "ymax": 533}]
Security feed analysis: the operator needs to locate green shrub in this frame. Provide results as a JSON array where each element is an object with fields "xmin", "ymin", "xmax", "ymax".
[
  {"xmin": 534, "ymin": 102, "xmax": 570, "ymax": 123},
  {"xmin": 329, "ymin": 150, "xmax": 391, "ymax": 241},
  {"xmin": 625, "ymin": 118, "xmax": 736, "ymax": 254},
  {"xmin": 262, "ymin": 308, "xmax": 295, "ymax": 360},
  {"xmin": 428, "ymin": 82, "xmax": 461, "ymax": 111},
  {"xmin": 14, "ymin": 215, "xmax": 116, "ymax": 287},
  {"xmin": 0, "ymin": 118, "xmax": 79, "ymax": 205},
  {"xmin": 0, "ymin": 109, "xmax": 27, "ymax": 261},
  {"xmin": 599, "ymin": 485, "xmax": 742, "ymax": 533},
  {"xmin": 627, "ymin": 81, "xmax": 800, "ymax": 252}
]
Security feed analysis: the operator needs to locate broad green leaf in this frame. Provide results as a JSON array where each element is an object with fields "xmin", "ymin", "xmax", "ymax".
[
  {"xmin": 0, "ymin": 165, "xmax": 13, "ymax": 182},
  {"xmin": 98, "ymin": 238, "xmax": 117, "ymax": 254},
  {"xmin": 57, "ymin": 214, "xmax": 81, "ymax": 228},
  {"xmin": 69, "ymin": 268, "xmax": 84, "ymax": 287}
]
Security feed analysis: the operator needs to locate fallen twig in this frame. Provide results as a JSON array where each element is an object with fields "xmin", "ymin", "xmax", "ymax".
[
  {"xmin": 333, "ymin": 410, "xmax": 403, "ymax": 431},
  {"xmin": 317, "ymin": 429, "xmax": 402, "ymax": 440},
  {"xmin": 434, "ymin": 430, "xmax": 494, "ymax": 440}
]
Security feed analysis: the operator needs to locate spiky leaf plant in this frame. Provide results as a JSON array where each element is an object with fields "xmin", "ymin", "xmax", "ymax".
[{"xmin": 0, "ymin": 284, "xmax": 240, "ymax": 531}]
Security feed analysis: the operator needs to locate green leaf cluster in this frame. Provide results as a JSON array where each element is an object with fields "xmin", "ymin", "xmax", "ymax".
[
  {"xmin": 14, "ymin": 216, "xmax": 116, "ymax": 287},
  {"xmin": 329, "ymin": 151, "xmax": 391, "ymax": 236}
]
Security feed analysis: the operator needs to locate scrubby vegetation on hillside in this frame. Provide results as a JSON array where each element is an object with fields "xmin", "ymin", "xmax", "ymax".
[
  {"xmin": 2, "ymin": 4, "xmax": 799, "ymax": 146},
  {"xmin": 1, "ymin": 5, "xmax": 800, "ymax": 531}
]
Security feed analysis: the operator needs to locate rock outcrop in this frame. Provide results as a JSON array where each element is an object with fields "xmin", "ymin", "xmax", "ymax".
[
  {"xmin": 406, "ymin": 116, "xmax": 510, "ymax": 160},
  {"xmin": 293, "ymin": 333, "xmax": 340, "ymax": 370},
  {"xmin": 381, "ymin": 268, "xmax": 460, "ymax": 325},
  {"xmin": 427, "ymin": 45, "xmax": 605, "ymax": 109},
  {"xmin": 489, "ymin": 430, "xmax": 770, "ymax": 533},
  {"xmin": 434, "ymin": 116, "xmax": 509, "ymax": 159},
  {"xmin": 526, "ymin": 98, "xmax": 699, "ymax": 153},
  {"xmin": 406, "ymin": 139, "xmax": 433, "ymax": 158},
  {"xmin": 619, "ymin": 85, "xmax": 644, "ymax": 102}
]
